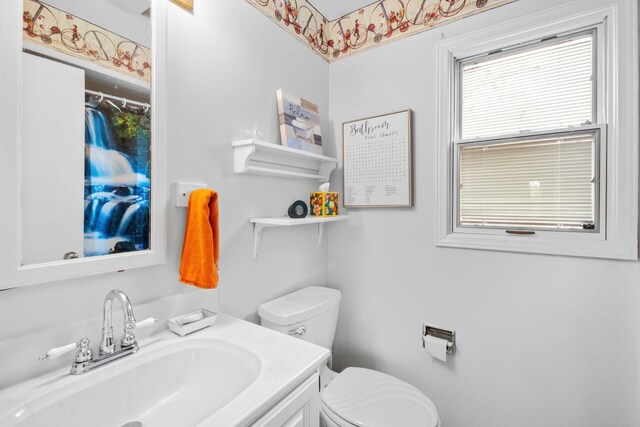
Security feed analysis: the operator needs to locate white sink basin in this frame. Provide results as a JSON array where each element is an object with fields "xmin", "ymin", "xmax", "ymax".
[{"xmin": 0, "ymin": 314, "xmax": 329, "ymax": 427}]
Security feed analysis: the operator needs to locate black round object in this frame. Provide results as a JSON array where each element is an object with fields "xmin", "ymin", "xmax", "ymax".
[{"xmin": 288, "ymin": 200, "xmax": 308, "ymax": 218}]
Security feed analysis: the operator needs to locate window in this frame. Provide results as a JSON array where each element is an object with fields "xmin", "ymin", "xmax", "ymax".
[
  {"xmin": 459, "ymin": 33, "xmax": 595, "ymax": 140},
  {"xmin": 455, "ymin": 32, "xmax": 601, "ymax": 233},
  {"xmin": 458, "ymin": 130, "xmax": 599, "ymax": 231},
  {"xmin": 436, "ymin": 0, "xmax": 638, "ymax": 259}
]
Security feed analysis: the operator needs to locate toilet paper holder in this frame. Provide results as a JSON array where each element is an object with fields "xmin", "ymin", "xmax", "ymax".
[{"xmin": 422, "ymin": 324, "xmax": 456, "ymax": 356}]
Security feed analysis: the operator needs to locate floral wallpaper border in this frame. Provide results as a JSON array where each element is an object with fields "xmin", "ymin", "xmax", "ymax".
[
  {"xmin": 23, "ymin": 0, "xmax": 151, "ymax": 83},
  {"xmin": 247, "ymin": 0, "xmax": 518, "ymax": 62}
]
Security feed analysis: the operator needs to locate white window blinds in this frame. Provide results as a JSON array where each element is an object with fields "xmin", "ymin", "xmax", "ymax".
[
  {"xmin": 456, "ymin": 31, "xmax": 599, "ymax": 231},
  {"xmin": 459, "ymin": 131, "xmax": 597, "ymax": 229},
  {"xmin": 460, "ymin": 33, "xmax": 595, "ymax": 140}
]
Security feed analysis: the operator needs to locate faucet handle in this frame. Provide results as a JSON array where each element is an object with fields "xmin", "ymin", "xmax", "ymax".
[
  {"xmin": 39, "ymin": 342, "xmax": 78, "ymax": 360},
  {"xmin": 75, "ymin": 338, "xmax": 93, "ymax": 363},
  {"xmin": 135, "ymin": 317, "xmax": 156, "ymax": 329},
  {"xmin": 122, "ymin": 322, "xmax": 136, "ymax": 347},
  {"xmin": 122, "ymin": 317, "xmax": 156, "ymax": 348},
  {"xmin": 39, "ymin": 337, "xmax": 93, "ymax": 362}
]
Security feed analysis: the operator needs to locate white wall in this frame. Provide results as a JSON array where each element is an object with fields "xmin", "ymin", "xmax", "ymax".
[
  {"xmin": 166, "ymin": 1, "xmax": 330, "ymax": 320},
  {"xmin": 327, "ymin": 0, "xmax": 640, "ymax": 426},
  {"xmin": 0, "ymin": 0, "xmax": 329, "ymax": 389}
]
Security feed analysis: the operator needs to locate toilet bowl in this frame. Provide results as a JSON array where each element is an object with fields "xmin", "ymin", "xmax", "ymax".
[
  {"xmin": 258, "ymin": 286, "xmax": 440, "ymax": 427},
  {"xmin": 320, "ymin": 367, "xmax": 440, "ymax": 427}
]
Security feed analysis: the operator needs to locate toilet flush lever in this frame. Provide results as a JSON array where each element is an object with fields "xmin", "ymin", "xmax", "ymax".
[{"xmin": 288, "ymin": 326, "xmax": 307, "ymax": 336}]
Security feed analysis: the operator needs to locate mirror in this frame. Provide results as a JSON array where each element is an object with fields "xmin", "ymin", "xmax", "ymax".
[
  {"xmin": 22, "ymin": 0, "xmax": 152, "ymax": 264},
  {"xmin": 0, "ymin": 0, "xmax": 166, "ymax": 288}
]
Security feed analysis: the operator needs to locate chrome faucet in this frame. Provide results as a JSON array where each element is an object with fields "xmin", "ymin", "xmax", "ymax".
[
  {"xmin": 100, "ymin": 289, "xmax": 137, "ymax": 355},
  {"xmin": 39, "ymin": 289, "xmax": 155, "ymax": 375}
]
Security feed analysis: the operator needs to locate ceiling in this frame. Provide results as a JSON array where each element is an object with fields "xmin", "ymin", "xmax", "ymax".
[
  {"xmin": 309, "ymin": 0, "xmax": 375, "ymax": 20},
  {"xmin": 108, "ymin": 0, "xmax": 151, "ymax": 16}
]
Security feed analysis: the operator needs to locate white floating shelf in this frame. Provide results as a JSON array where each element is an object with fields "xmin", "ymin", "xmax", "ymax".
[
  {"xmin": 249, "ymin": 216, "xmax": 349, "ymax": 260},
  {"xmin": 233, "ymin": 139, "xmax": 338, "ymax": 181}
]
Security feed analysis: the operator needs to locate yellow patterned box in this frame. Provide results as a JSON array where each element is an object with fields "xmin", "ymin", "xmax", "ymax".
[{"xmin": 310, "ymin": 192, "xmax": 339, "ymax": 216}]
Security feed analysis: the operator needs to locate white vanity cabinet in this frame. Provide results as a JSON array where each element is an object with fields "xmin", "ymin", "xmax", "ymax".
[{"xmin": 252, "ymin": 373, "xmax": 320, "ymax": 427}]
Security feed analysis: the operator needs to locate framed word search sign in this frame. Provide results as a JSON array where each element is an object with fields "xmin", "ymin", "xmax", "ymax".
[{"xmin": 342, "ymin": 110, "xmax": 413, "ymax": 208}]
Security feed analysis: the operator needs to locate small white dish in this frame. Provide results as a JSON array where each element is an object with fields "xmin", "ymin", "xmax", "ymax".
[{"xmin": 167, "ymin": 309, "xmax": 217, "ymax": 336}]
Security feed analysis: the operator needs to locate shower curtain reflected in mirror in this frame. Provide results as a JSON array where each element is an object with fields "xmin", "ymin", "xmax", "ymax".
[{"xmin": 84, "ymin": 99, "xmax": 150, "ymax": 257}]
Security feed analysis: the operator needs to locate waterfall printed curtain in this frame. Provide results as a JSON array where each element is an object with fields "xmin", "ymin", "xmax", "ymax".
[{"xmin": 84, "ymin": 101, "xmax": 151, "ymax": 257}]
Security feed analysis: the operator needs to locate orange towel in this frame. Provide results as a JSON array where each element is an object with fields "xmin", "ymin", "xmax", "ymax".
[{"xmin": 179, "ymin": 189, "xmax": 219, "ymax": 289}]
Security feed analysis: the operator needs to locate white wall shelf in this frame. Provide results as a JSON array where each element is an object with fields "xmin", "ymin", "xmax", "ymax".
[
  {"xmin": 233, "ymin": 139, "xmax": 338, "ymax": 181},
  {"xmin": 249, "ymin": 216, "xmax": 348, "ymax": 260}
]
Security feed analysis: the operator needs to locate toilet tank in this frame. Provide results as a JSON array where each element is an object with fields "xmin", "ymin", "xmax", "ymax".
[{"xmin": 258, "ymin": 286, "xmax": 341, "ymax": 350}]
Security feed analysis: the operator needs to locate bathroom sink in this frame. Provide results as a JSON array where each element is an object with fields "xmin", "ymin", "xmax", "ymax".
[
  {"xmin": 0, "ymin": 314, "xmax": 329, "ymax": 427},
  {"xmin": 0, "ymin": 339, "xmax": 260, "ymax": 427}
]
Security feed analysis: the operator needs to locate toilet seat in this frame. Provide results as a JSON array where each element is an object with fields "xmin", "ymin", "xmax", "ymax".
[
  {"xmin": 320, "ymin": 367, "xmax": 439, "ymax": 427},
  {"xmin": 321, "ymin": 400, "xmax": 358, "ymax": 427}
]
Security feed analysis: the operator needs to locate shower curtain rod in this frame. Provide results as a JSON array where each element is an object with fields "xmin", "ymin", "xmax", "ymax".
[{"xmin": 85, "ymin": 89, "xmax": 150, "ymax": 109}]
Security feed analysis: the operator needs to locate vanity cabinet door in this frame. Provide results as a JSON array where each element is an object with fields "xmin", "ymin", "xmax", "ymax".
[{"xmin": 252, "ymin": 372, "xmax": 319, "ymax": 427}]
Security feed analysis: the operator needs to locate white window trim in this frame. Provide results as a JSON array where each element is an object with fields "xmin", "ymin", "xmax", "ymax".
[{"xmin": 436, "ymin": 0, "xmax": 638, "ymax": 260}]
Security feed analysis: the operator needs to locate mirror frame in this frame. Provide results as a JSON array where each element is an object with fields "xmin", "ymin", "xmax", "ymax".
[{"xmin": 0, "ymin": 0, "xmax": 167, "ymax": 289}]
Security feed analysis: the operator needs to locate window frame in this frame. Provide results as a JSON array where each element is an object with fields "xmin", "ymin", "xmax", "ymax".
[{"xmin": 436, "ymin": 0, "xmax": 638, "ymax": 260}]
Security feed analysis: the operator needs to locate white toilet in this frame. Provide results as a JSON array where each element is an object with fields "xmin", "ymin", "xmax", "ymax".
[{"xmin": 259, "ymin": 286, "xmax": 440, "ymax": 427}]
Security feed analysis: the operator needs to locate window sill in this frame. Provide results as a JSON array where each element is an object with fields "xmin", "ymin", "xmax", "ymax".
[{"xmin": 437, "ymin": 231, "xmax": 637, "ymax": 260}]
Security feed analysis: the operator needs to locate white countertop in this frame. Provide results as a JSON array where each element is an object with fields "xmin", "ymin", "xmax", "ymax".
[
  {"xmin": 0, "ymin": 313, "xmax": 330, "ymax": 427},
  {"xmin": 195, "ymin": 314, "xmax": 329, "ymax": 426}
]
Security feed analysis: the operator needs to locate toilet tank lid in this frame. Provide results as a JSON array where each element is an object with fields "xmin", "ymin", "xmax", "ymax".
[{"xmin": 258, "ymin": 286, "xmax": 341, "ymax": 326}]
